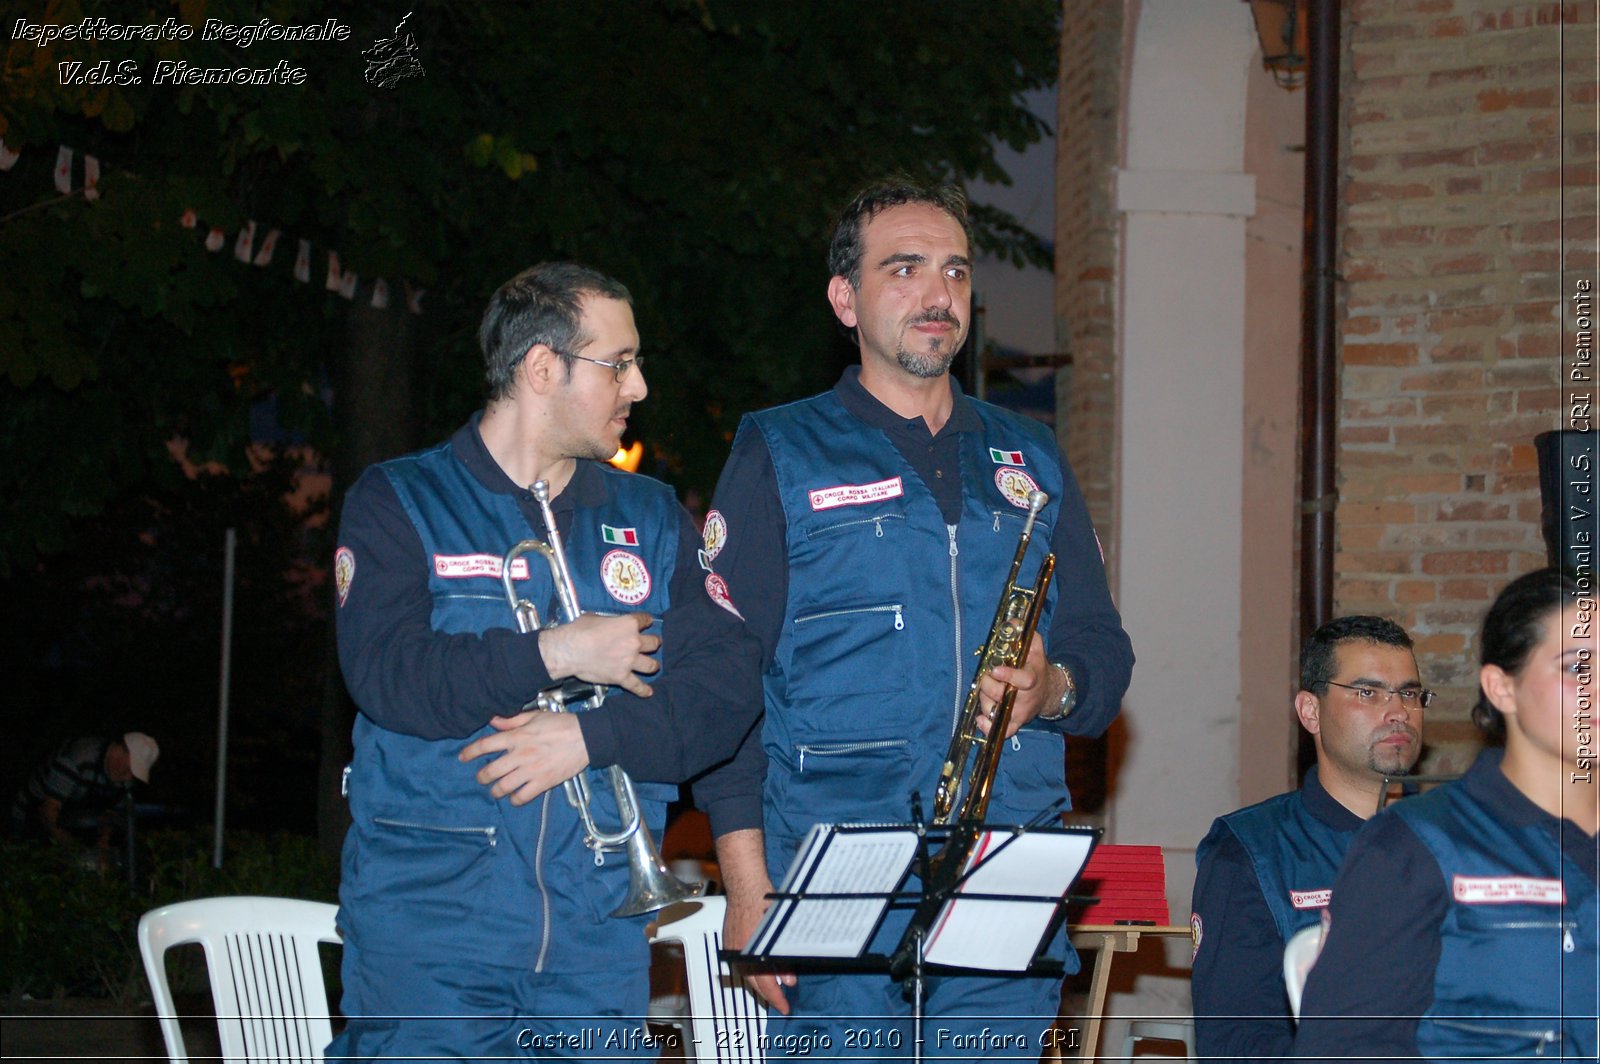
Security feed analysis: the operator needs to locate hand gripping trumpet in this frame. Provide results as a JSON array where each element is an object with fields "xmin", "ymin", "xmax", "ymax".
[
  {"xmin": 499, "ymin": 479, "xmax": 704, "ymax": 917},
  {"xmin": 931, "ymin": 489, "xmax": 1055, "ymax": 826}
]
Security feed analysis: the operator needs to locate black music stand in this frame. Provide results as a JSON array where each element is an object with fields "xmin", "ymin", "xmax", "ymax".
[{"xmin": 735, "ymin": 814, "xmax": 1100, "ymax": 1063}]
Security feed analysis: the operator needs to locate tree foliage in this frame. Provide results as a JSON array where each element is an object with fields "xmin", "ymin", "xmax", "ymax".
[
  {"xmin": 1, "ymin": 0, "xmax": 1057, "ymax": 571},
  {"xmin": 0, "ymin": 452, "xmax": 328, "ymax": 832},
  {"xmin": 3, "ymin": 0, "xmax": 1057, "ymax": 839}
]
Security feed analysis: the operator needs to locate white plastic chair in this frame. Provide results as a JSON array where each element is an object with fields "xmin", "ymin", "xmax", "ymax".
[
  {"xmin": 138, "ymin": 896, "xmax": 341, "ymax": 1064},
  {"xmin": 1283, "ymin": 922, "xmax": 1325, "ymax": 1021},
  {"xmin": 649, "ymin": 895, "xmax": 768, "ymax": 1061},
  {"xmin": 1118, "ymin": 1018, "xmax": 1195, "ymax": 1062}
]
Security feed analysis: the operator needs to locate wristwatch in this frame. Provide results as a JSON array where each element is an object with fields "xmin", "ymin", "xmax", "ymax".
[{"xmin": 1038, "ymin": 662, "xmax": 1077, "ymax": 721}]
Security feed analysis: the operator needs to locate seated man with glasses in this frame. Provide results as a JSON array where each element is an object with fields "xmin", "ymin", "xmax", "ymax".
[{"xmin": 1190, "ymin": 616, "xmax": 1427, "ymax": 1064}]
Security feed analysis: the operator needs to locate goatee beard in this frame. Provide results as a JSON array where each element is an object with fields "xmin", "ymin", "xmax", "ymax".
[
  {"xmin": 897, "ymin": 345, "xmax": 956, "ymax": 379},
  {"xmin": 1367, "ymin": 734, "xmax": 1419, "ymax": 776},
  {"xmin": 897, "ymin": 310, "xmax": 961, "ymax": 378}
]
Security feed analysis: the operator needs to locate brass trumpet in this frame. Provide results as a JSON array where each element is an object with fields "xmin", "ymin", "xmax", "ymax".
[
  {"xmin": 499, "ymin": 479, "xmax": 704, "ymax": 918},
  {"xmin": 931, "ymin": 489, "xmax": 1055, "ymax": 826}
]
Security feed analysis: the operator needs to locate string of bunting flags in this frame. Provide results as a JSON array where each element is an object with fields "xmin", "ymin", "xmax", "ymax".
[{"xmin": 1, "ymin": 135, "xmax": 424, "ymax": 314}]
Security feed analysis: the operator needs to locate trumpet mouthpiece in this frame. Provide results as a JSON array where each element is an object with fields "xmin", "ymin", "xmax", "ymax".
[{"xmin": 1020, "ymin": 490, "xmax": 1049, "ymax": 537}]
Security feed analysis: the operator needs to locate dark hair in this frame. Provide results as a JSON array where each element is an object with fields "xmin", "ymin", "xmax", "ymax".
[
  {"xmin": 1299, "ymin": 615, "xmax": 1415, "ymax": 694},
  {"xmin": 1475, "ymin": 568, "xmax": 1578, "ymax": 741},
  {"xmin": 478, "ymin": 262, "xmax": 632, "ymax": 400},
  {"xmin": 827, "ymin": 178, "xmax": 973, "ymax": 288}
]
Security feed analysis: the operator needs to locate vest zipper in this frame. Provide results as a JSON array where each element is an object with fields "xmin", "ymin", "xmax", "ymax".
[
  {"xmin": 370, "ymin": 817, "xmax": 498, "ymax": 846},
  {"xmin": 1431, "ymin": 1019, "xmax": 1560, "ymax": 1054},
  {"xmin": 794, "ymin": 604, "xmax": 904, "ymax": 629},
  {"xmin": 948, "ymin": 525, "xmax": 962, "ymax": 734},
  {"xmin": 1491, "ymin": 920, "xmax": 1579, "ymax": 952},
  {"xmin": 807, "ymin": 513, "xmax": 906, "ymax": 539},
  {"xmin": 796, "ymin": 738, "xmax": 907, "ymax": 771},
  {"xmin": 993, "ymin": 509, "xmax": 1033, "ymax": 532},
  {"xmin": 534, "ymin": 793, "xmax": 552, "ymax": 973}
]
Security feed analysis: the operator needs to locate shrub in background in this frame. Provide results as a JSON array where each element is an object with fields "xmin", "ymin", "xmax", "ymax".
[{"xmin": 2, "ymin": 827, "xmax": 338, "ymax": 1003}]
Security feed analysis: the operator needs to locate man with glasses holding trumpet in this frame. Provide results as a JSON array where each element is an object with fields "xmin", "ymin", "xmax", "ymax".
[
  {"xmin": 695, "ymin": 179, "xmax": 1134, "ymax": 1057},
  {"xmin": 1190, "ymin": 615, "xmax": 1427, "ymax": 1064},
  {"xmin": 328, "ymin": 262, "xmax": 761, "ymax": 1061}
]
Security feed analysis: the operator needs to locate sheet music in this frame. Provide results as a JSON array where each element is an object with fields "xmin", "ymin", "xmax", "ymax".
[
  {"xmin": 751, "ymin": 824, "xmax": 919, "ymax": 958},
  {"xmin": 924, "ymin": 829, "xmax": 1095, "ymax": 971}
]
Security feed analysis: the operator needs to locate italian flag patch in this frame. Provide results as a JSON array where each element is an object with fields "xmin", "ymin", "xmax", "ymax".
[
  {"xmin": 601, "ymin": 525, "xmax": 639, "ymax": 546},
  {"xmin": 989, "ymin": 448, "xmax": 1025, "ymax": 465}
]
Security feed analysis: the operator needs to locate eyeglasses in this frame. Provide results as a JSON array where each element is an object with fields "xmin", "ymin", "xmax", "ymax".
[
  {"xmin": 563, "ymin": 351, "xmax": 645, "ymax": 382},
  {"xmin": 1324, "ymin": 680, "xmax": 1434, "ymax": 708}
]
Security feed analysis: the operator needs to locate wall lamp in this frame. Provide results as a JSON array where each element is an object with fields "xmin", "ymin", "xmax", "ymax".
[{"xmin": 1247, "ymin": 0, "xmax": 1310, "ymax": 89}]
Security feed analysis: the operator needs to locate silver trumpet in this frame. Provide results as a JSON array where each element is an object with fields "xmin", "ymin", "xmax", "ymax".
[{"xmin": 499, "ymin": 480, "xmax": 703, "ymax": 918}]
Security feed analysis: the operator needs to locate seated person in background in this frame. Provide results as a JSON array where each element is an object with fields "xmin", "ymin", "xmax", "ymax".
[
  {"xmin": 1292, "ymin": 568, "xmax": 1597, "ymax": 1062},
  {"xmin": 1192, "ymin": 617, "xmax": 1425, "ymax": 1062},
  {"xmin": 7, "ymin": 732, "xmax": 160, "ymax": 853}
]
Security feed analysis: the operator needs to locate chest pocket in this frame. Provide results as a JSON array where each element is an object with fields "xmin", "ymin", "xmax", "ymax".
[
  {"xmin": 784, "ymin": 510, "xmax": 913, "ymax": 704},
  {"xmin": 989, "ymin": 508, "xmax": 1055, "ymax": 571},
  {"xmin": 787, "ymin": 601, "xmax": 908, "ymax": 699},
  {"xmin": 1444, "ymin": 903, "xmax": 1570, "ymax": 1007},
  {"xmin": 431, "ymin": 580, "xmax": 528, "ymax": 635},
  {"xmin": 992, "ymin": 729, "xmax": 1068, "ymax": 823}
]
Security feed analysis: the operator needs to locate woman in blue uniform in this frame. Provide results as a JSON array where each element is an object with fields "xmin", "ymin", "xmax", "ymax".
[{"xmin": 1292, "ymin": 568, "xmax": 1597, "ymax": 1061}]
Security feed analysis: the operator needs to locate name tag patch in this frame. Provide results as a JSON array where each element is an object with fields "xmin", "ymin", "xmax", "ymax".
[
  {"xmin": 1289, "ymin": 888, "xmax": 1332, "ymax": 910},
  {"xmin": 435, "ymin": 554, "xmax": 530, "ymax": 580},
  {"xmin": 1453, "ymin": 876, "xmax": 1566, "ymax": 904},
  {"xmin": 808, "ymin": 476, "xmax": 904, "ymax": 511}
]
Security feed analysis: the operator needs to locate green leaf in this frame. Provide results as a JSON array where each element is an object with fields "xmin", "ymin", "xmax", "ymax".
[
  {"xmin": 496, "ymin": 140, "xmax": 522, "ymax": 179},
  {"xmin": 465, "ymin": 133, "xmax": 494, "ymax": 167}
]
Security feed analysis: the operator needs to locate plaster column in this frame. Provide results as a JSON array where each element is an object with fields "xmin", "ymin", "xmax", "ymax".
[{"xmin": 1104, "ymin": 0, "xmax": 1258, "ymax": 1034}]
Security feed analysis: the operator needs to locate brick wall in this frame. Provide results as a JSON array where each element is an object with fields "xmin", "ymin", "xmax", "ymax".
[
  {"xmin": 1337, "ymin": 0, "xmax": 1597, "ymax": 766},
  {"xmin": 1055, "ymin": 0, "xmax": 1125, "ymax": 809},
  {"xmin": 1056, "ymin": 0, "xmax": 1124, "ymax": 566}
]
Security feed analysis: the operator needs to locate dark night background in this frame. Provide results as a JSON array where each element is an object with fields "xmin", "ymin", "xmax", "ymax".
[{"xmin": 0, "ymin": 0, "xmax": 1059, "ymax": 852}]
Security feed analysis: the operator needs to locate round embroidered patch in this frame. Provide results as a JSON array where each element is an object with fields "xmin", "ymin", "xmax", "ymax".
[
  {"xmin": 334, "ymin": 546, "xmax": 356, "ymax": 607},
  {"xmin": 704, "ymin": 572, "xmax": 743, "ymax": 619},
  {"xmin": 702, "ymin": 509, "xmax": 728, "ymax": 561},
  {"xmin": 994, "ymin": 466, "xmax": 1040, "ymax": 509},
  {"xmin": 1190, "ymin": 912, "xmax": 1203, "ymax": 961},
  {"xmin": 600, "ymin": 549, "xmax": 652, "ymax": 605}
]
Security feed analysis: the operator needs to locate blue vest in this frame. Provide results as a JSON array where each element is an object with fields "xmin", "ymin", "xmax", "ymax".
[
  {"xmin": 340, "ymin": 442, "xmax": 679, "ymax": 974},
  {"xmin": 747, "ymin": 392, "xmax": 1067, "ymax": 874},
  {"xmin": 1198, "ymin": 773, "xmax": 1356, "ymax": 942},
  {"xmin": 1397, "ymin": 753, "xmax": 1598, "ymax": 1061}
]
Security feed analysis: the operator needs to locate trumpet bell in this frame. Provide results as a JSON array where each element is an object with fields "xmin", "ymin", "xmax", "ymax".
[{"xmin": 611, "ymin": 820, "xmax": 707, "ymax": 917}]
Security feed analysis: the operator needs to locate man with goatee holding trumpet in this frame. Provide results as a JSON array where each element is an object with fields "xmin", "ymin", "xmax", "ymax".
[
  {"xmin": 697, "ymin": 179, "xmax": 1135, "ymax": 1057},
  {"xmin": 328, "ymin": 262, "xmax": 761, "ymax": 1061}
]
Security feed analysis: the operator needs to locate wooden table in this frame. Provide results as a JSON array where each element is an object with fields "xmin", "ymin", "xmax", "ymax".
[{"xmin": 1064, "ymin": 924, "xmax": 1191, "ymax": 1061}]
